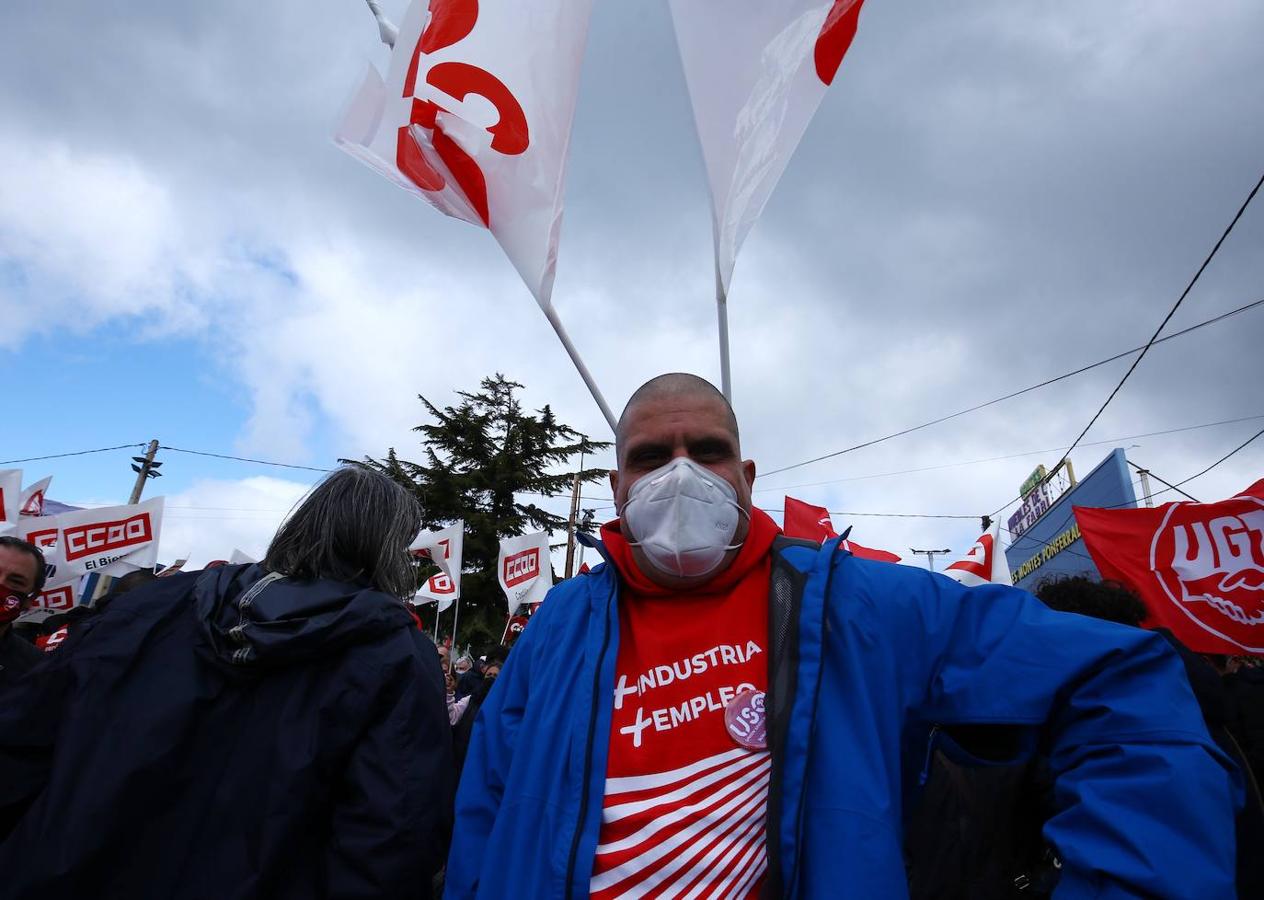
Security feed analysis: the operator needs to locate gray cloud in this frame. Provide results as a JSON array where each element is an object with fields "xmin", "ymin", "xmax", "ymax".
[{"xmin": 1, "ymin": 0, "xmax": 1260, "ymax": 559}]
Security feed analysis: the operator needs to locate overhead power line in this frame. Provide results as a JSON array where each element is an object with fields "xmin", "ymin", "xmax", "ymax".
[
  {"xmin": 1170, "ymin": 425, "xmax": 1264, "ymax": 489},
  {"xmin": 761, "ymin": 295, "xmax": 1264, "ymax": 478},
  {"xmin": 757, "ymin": 414, "xmax": 1263, "ymax": 495},
  {"xmin": 0, "ymin": 443, "xmax": 146, "ymax": 465},
  {"xmin": 1044, "ymin": 168, "xmax": 1264, "ymax": 483},
  {"xmin": 159, "ymin": 446, "xmax": 334, "ymax": 474}
]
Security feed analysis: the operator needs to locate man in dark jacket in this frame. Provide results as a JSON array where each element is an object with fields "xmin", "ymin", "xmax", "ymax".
[
  {"xmin": 0, "ymin": 467, "xmax": 453, "ymax": 900},
  {"xmin": 0, "ymin": 536, "xmax": 46, "ymax": 685}
]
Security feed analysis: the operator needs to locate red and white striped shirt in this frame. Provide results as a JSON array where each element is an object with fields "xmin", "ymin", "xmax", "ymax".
[{"xmin": 591, "ymin": 512, "xmax": 778, "ymax": 899}]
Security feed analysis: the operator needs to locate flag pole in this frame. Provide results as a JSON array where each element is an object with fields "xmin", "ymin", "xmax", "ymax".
[
  {"xmin": 714, "ymin": 260, "xmax": 732, "ymax": 402},
  {"xmin": 450, "ymin": 593, "xmax": 462, "ymax": 655},
  {"xmin": 537, "ymin": 301, "xmax": 617, "ymax": 432}
]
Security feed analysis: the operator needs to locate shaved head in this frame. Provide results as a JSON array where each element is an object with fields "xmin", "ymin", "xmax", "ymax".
[{"xmin": 615, "ymin": 373, "xmax": 739, "ymax": 463}]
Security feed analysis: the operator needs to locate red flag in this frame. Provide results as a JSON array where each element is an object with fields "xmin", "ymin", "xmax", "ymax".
[
  {"xmin": 501, "ymin": 614, "xmax": 530, "ymax": 646},
  {"xmin": 1075, "ymin": 479, "xmax": 1264, "ymax": 655},
  {"xmin": 840, "ymin": 539, "xmax": 903, "ymax": 564},
  {"xmin": 784, "ymin": 496, "xmax": 837, "ymax": 542}
]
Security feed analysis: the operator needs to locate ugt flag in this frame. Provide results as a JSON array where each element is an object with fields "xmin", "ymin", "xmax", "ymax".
[
  {"xmin": 669, "ymin": 0, "xmax": 869, "ymax": 294},
  {"xmin": 335, "ymin": 0, "xmax": 594, "ymax": 306},
  {"xmin": 943, "ymin": 519, "xmax": 1012, "ymax": 587},
  {"xmin": 1076, "ymin": 479, "xmax": 1264, "ymax": 655}
]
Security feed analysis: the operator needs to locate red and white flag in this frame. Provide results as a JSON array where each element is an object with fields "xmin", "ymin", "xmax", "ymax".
[
  {"xmin": 498, "ymin": 531, "xmax": 552, "ymax": 613},
  {"xmin": 942, "ymin": 519, "xmax": 1012, "ymax": 587},
  {"xmin": 0, "ymin": 469, "xmax": 21, "ymax": 528},
  {"xmin": 840, "ymin": 537, "xmax": 902, "ymax": 564},
  {"xmin": 411, "ymin": 520, "xmax": 464, "ymax": 611},
  {"xmin": 1076, "ymin": 480, "xmax": 1264, "ymax": 655},
  {"xmin": 335, "ymin": 0, "xmax": 594, "ymax": 306},
  {"xmin": 19, "ymin": 497, "xmax": 165, "ymax": 581},
  {"xmin": 669, "ymin": 0, "xmax": 869, "ymax": 294},
  {"xmin": 501, "ymin": 613, "xmax": 529, "ymax": 645},
  {"xmin": 19, "ymin": 475, "xmax": 52, "ymax": 517},
  {"xmin": 783, "ymin": 495, "xmax": 837, "ymax": 542}
]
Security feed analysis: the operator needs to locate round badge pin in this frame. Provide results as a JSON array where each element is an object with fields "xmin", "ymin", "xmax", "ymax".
[{"xmin": 724, "ymin": 689, "xmax": 768, "ymax": 750}]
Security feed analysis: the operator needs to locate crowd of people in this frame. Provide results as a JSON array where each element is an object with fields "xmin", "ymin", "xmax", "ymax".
[{"xmin": 0, "ymin": 373, "xmax": 1261, "ymax": 899}]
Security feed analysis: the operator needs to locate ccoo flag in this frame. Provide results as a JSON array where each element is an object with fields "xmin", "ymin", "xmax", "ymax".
[
  {"xmin": 669, "ymin": 0, "xmax": 869, "ymax": 295},
  {"xmin": 1076, "ymin": 481, "xmax": 1264, "ymax": 655},
  {"xmin": 335, "ymin": 0, "xmax": 594, "ymax": 308},
  {"xmin": 498, "ymin": 531, "xmax": 553, "ymax": 614},
  {"xmin": 942, "ymin": 519, "xmax": 1012, "ymax": 587}
]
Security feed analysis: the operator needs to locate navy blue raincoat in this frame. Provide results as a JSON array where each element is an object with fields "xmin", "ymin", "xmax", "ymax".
[{"xmin": 0, "ymin": 564, "xmax": 453, "ymax": 900}]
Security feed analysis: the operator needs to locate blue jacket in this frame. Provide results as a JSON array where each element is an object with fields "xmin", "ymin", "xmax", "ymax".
[
  {"xmin": 446, "ymin": 539, "xmax": 1240, "ymax": 899},
  {"xmin": 0, "ymin": 564, "xmax": 453, "ymax": 900}
]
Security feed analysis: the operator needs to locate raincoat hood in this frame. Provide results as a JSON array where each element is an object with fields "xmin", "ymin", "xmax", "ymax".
[{"xmin": 194, "ymin": 563, "xmax": 413, "ymax": 669}]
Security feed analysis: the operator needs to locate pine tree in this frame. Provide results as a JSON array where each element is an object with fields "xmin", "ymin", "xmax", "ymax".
[{"xmin": 354, "ymin": 374, "xmax": 611, "ymax": 647}]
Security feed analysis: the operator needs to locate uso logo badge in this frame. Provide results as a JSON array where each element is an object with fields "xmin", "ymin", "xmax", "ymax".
[{"xmin": 1151, "ymin": 493, "xmax": 1264, "ymax": 653}]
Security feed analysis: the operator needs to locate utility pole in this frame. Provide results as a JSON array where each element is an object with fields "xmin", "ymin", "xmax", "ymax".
[
  {"xmin": 575, "ymin": 509, "xmax": 595, "ymax": 572},
  {"xmin": 910, "ymin": 548, "xmax": 951, "ymax": 572},
  {"xmin": 563, "ymin": 470, "xmax": 582, "ymax": 578},
  {"xmin": 128, "ymin": 440, "xmax": 162, "ymax": 504},
  {"xmin": 94, "ymin": 440, "xmax": 162, "ymax": 602}
]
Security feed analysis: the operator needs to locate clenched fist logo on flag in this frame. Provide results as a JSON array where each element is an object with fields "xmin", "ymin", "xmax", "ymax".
[{"xmin": 1076, "ymin": 480, "xmax": 1264, "ymax": 654}]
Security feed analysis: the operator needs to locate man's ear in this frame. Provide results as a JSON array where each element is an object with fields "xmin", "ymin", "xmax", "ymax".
[
  {"xmin": 609, "ymin": 469, "xmax": 619, "ymax": 503},
  {"xmin": 742, "ymin": 459, "xmax": 756, "ymax": 489}
]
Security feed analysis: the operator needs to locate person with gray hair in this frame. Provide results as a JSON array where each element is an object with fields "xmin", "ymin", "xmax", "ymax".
[{"xmin": 0, "ymin": 466, "xmax": 453, "ymax": 900}]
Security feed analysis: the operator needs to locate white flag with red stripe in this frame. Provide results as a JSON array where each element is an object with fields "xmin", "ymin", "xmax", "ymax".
[
  {"xmin": 669, "ymin": 0, "xmax": 869, "ymax": 294},
  {"xmin": 335, "ymin": 0, "xmax": 594, "ymax": 306},
  {"xmin": 0, "ymin": 469, "xmax": 21, "ymax": 528},
  {"xmin": 942, "ymin": 519, "xmax": 1012, "ymax": 587},
  {"xmin": 411, "ymin": 520, "xmax": 464, "ymax": 611},
  {"xmin": 19, "ymin": 475, "xmax": 52, "ymax": 517},
  {"xmin": 19, "ymin": 497, "xmax": 165, "ymax": 580}
]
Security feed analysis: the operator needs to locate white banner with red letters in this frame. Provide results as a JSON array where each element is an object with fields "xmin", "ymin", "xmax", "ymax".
[
  {"xmin": 19, "ymin": 475, "xmax": 52, "ymax": 517},
  {"xmin": 0, "ymin": 469, "xmax": 21, "ymax": 528},
  {"xmin": 498, "ymin": 530, "xmax": 552, "ymax": 613},
  {"xmin": 19, "ymin": 497, "xmax": 164, "ymax": 581},
  {"xmin": 942, "ymin": 519, "xmax": 1012, "ymax": 587},
  {"xmin": 30, "ymin": 579, "xmax": 78, "ymax": 612},
  {"xmin": 335, "ymin": 0, "xmax": 594, "ymax": 306},
  {"xmin": 411, "ymin": 520, "xmax": 464, "ymax": 611},
  {"xmin": 669, "ymin": 0, "xmax": 868, "ymax": 294}
]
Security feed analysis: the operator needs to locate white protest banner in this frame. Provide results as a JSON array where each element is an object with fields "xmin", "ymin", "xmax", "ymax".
[
  {"xmin": 21, "ymin": 497, "xmax": 165, "ymax": 579},
  {"xmin": 229, "ymin": 548, "xmax": 258, "ymax": 565},
  {"xmin": 668, "ymin": 0, "xmax": 869, "ymax": 397},
  {"xmin": 336, "ymin": 0, "xmax": 615, "ymax": 428},
  {"xmin": 0, "ymin": 469, "xmax": 21, "ymax": 526},
  {"xmin": 19, "ymin": 476, "xmax": 53, "ymax": 517},
  {"xmin": 411, "ymin": 520, "xmax": 463, "ymax": 611},
  {"xmin": 30, "ymin": 579, "xmax": 78, "ymax": 612},
  {"xmin": 942, "ymin": 519, "xmax": 1012, "ymax": 588},
  {"xmin": 497, "ymin": 531, "xmax": 552, "ymax": 614}
]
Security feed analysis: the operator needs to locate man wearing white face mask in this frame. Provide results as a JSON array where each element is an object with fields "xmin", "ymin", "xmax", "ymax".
[{"xmin": 445, "ymin": 374, "xmax": 1238, "ymax": 900}]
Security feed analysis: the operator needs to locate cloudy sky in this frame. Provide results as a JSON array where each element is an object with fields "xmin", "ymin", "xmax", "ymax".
[{"xmin": 2, "ymin": 0, "xmax": 1261, "ymax": 569}]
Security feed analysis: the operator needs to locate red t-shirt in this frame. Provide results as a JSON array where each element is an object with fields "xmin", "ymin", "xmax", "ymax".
[{"xmin": 589, "ymin": 509, "xmax": 780, "ymax": 899}]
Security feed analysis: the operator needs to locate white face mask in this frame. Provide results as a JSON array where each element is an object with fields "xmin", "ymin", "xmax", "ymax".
[{"xmin": 620, "ymin": 457, "xmax": 748, "ymax": 579}]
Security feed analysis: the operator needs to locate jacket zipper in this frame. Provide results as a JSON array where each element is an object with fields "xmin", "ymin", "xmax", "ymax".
[
  {"xmin": 919, "ymin": 725, "xmax": 941, "ymax": 787},
  {"xmin": 564, "ymin": 579, "xmax": 615, "ymax": 899},
  {"xmin": 785, "ymin": 543, "xmax": 842, "ymax": 897}
]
